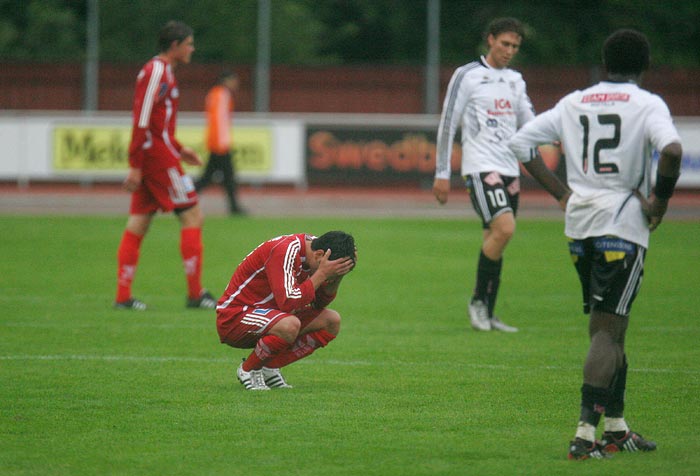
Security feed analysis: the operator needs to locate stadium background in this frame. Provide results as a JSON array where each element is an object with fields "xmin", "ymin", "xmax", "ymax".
[
  {"xmin": 2, "ymin": 4, "xmax": 699, "ymax": 475},
  {"xmin": 1, "ymin": 0, "xmax": 698, "ymax": 207}
]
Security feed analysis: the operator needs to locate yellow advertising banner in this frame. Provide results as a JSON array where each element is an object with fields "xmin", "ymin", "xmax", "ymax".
[
  {"xmin": 53, "ymin": 125, "xmax": 273, "ymax": 174},
  {"xmin": 53, "ymin": 126, "xmax": 131, "ymax": 170}
]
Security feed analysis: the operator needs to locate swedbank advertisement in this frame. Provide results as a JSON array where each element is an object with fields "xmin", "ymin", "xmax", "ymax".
[
  {"xmin": 306, "ymin": 126, "xmax": 448, "ymax": 186},
  {"xmin": 52, "ymin": 125, "xmax": 273, "ymax": 175},
  {"xmin": 305, "ymin": 126, "xmax": 563, "ymax": 187}
]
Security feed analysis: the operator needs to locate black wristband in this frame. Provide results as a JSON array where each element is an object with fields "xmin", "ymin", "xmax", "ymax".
[{"xmin": 655, "ymin": 173, "xmax": 679, "ymax": 200}]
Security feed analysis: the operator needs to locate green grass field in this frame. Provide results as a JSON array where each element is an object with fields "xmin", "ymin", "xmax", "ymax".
[{"xmin": 1, "ymin": 215, "xmax": 698, "ymax": 476}]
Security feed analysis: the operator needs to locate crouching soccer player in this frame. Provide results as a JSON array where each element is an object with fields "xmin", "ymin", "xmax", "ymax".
[{"xmin": 216, "ymin": 231, "xmax": 356, "ymax": 390}]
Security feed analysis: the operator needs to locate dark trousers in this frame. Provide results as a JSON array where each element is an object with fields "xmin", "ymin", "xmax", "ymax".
[{"xmin": 195, "ymin": 151, "xmax": 242, "ymax": 214}]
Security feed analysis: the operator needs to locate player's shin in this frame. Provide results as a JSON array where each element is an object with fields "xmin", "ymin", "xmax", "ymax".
[
  {"xmin": 474, "ymin": 250, "xmax": 501, "ymax": 311},
  {"xmin": 604, "ymin": 356, "xmax": 629, "ymax": 434},
  {"xmin": 576, "ymin": 384, "xmax": 610, "ymax": 441},
  {"xmin": 242, "ymin": 335, "xmax": 290, "ymax": 371},
  {"xmin": 180, "ymin": 227, "xmax": 203, "ymax": 299},
  {"xmin": 264, "ymin": 330, "xmax": 336, "ymax": 369},
  {"xmin": 116, "ymin": 230, "xmax": 143, "ymax": 302}
]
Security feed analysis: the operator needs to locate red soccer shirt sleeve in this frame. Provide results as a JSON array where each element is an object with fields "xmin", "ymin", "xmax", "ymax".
[
  {"xmin": 313, "ymin": 285, "xmax": 337, "ymax": 309},
  {"xmin": 128, "ymin": 60, "xmax": 164, "ymax": 168},
  {"xmin": 266, "ymin": 238, "xmax": 316, "ymax": 312},
  {"xmin": 171, "ymin": 135, "xmax": 183, "ymax": 155}
]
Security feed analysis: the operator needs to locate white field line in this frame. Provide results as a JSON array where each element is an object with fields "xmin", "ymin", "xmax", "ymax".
[
  {"xmin": 5, "ymin": 322, "xmax": 699, "ymax": 333},
  {"xmin": 0, "ymin": 354, "xmax": 698, "ymax": 375},
  {"xmin": 1, "ymin": 322, "xmax": 208, "ymax": 329}
]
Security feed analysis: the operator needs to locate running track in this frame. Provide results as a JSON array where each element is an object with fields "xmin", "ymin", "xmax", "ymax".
[{"xmin": 1, "ymin": 182, "xmax": 698, "ymax": 220}]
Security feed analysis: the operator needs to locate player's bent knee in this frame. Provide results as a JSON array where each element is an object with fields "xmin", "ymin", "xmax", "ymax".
[
  {"xmin": 321, "ymin": 309, "xmax": 341, "ymax": 335},
  {"xmin": 270, "ymin": 316, "xmax": 302, "ymax": 342}
]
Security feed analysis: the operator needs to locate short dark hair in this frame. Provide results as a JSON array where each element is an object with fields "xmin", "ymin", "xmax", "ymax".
[
  {"xmin": 217, "ymin": 70, "xmax": 238, "ymax": 84},
  {"xmin": 311, "ymin": 231, "xmax": 355, "ymax": 262},
  {"xmin": 485, "ymin": 17, "xmax": 525, "ymax": 41},
  {"xmin": 158, "ymin": 21, "xmax": 193, "ymax": 52},
  {"xmin": 603, "ymin": 29, "xmax": 650, "ymax": 75}
]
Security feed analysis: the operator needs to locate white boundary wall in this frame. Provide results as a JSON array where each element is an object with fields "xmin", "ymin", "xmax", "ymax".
[
  {"xmin": 0, "ymin": 112, "xmax": 307, "ymax": 186},
  {"xmin": 0, "ymin": 112, "xmax": 698, "ymax": 187}
]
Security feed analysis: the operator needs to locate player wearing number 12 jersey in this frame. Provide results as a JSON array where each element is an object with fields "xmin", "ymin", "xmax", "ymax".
[
  {"xmin": 509, "ymin": 29, "xmax": 682, "ymax": 459},
  {"xmin": 433, "ymin": 18, "xmax": 535, "ymax": 332}
]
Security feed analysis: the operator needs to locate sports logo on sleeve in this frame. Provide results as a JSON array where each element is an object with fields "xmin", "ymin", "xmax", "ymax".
[{"xmin": 157, "ymin": 82, "xmax": 168, "ymax": 99}]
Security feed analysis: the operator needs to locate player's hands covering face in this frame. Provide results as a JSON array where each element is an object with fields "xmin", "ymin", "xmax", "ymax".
[{"xmin": 317, "ymin": 250, "xmax": 356, "ymax": 281}]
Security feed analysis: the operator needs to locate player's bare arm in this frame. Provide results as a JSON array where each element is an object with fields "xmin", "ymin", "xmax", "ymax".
[
  {"xmin": 521, "ymin": 155, "xmax": 571, "ymax": 210},
  {"xmin": 433, "ymin": 177, "xmax": 451, "ymax": 204},
  {"xmin": 180, "ymin": 146, "xmax": 202, "ymax": 166},
  {"xmin": 642, "ymin": 142, "xmax": 682, "ymax": 231}
]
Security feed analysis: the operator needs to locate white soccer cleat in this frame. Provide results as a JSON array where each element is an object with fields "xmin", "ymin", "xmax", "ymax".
[
  {"xmin": 468, "ymin": 300, "xmax": 491, "ymax": 331},
  {"xmin": 261, "ymin": 367, "xmax": 293, "ymax": 388},
  {"xmin": 237, "ymin": 363, "xmax": 269, "ymax": 390},
  {"xmin": 489, "ymin": 316, "xmax": 518, "ymax": 333}
]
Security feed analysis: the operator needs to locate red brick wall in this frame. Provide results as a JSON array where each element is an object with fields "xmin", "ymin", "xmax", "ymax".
[
  {"xmin": 0, "ymin": 62, "xmax": 697, "ymax": 115},
  {"xmin": 1, "ymin": 63, "xmax": 83, "ymax": 110}
]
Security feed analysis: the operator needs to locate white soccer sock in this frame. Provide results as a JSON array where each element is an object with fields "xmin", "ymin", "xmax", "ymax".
[
  {"xmin": 604, "ymin": 417, "xmax": 629, "ymax": 433},
  {"xmin": 575, "ymin": 422, "xmax": 597, "ymax": 442}
]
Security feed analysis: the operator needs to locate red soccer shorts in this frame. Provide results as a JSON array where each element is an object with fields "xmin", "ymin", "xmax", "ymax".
[
  {"xmin": 130, "ymin": 158, "xmax": 198, "ymax": 214},
  {"xmin": 217, "ymin": 306, "xmax": 323, "ymax": 349}
]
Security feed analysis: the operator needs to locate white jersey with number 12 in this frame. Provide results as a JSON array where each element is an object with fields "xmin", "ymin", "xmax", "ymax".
[{"xmin": 510, "ymin": 80, "xmax": 681, "ymax": 248}]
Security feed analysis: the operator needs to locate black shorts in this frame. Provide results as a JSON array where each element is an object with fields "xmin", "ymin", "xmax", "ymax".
[
  {"xmin": 568, "ymin": 236, "xmax": 646, "ymax": 317},
  {"xmin": 465, "ymin": 172, "xmax": 520, "ymax": 229}
]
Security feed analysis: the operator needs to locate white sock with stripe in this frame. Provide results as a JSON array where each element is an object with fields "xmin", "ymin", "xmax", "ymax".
[
  {"xmin": 575, "ymin": 422, "xmax": 597, "ymax": 442},
  {"xmin": 604, "ymin": 417, "xmax": 629, "ymax": 433}
]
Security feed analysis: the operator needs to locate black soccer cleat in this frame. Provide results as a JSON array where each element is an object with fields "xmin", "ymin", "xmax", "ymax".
[
  {"xmin": 600, "ymin": 431, "xmax": 657, "ymax": 453},
  {"xmin": 114, "ymin": 298, "xmax": 147, "ymax": 311},
  {"xmin": 186, "ymin": 289, "xmax": 217, "ymax": 309},
  {"xmin": 568, "ymin": 438, "xmax": 610, "ymax": 460}
]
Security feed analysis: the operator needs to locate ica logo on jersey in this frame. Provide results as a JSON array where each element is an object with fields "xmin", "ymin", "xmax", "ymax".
[
  {"xmin": 494, "ymin": 98, "xmax": 512, "ymax": 109},
  {"xmin": 488, "ymin": 98, "xmax": 514, "ymax": 117}
]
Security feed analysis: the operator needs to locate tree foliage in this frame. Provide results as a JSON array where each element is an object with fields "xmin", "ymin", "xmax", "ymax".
[
  {"xmin": 0, "ymin": 0, "xmax": 697, "ymax": 67},
  {"xmin": 0, "ymin": 0, "xmax": 85, "ymax": 61}
]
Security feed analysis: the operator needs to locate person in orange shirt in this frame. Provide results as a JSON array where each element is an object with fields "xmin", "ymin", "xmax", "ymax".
[{"xmin": 195, "ymin": 70, "xmax": 245, "ymax": 215}]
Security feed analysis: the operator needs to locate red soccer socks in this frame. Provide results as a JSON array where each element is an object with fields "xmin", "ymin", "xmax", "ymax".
[
  {"xmin": 242, "ymin": 335, "xmax": 291, "ymax": 371},
  {"xmin": 265, "ymin": 330, "xmax": 336, "ymax": 369},
  {"xmin": 116, "ymin": 230, "xmax": 143, "ymax": 302},
  {"xmin": 180, "ymin": 227, "xmax": 204, "ymax": 299}
]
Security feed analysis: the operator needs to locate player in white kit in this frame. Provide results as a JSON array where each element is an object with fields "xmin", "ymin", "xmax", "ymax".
[
  {"xmin": 433, "ymin": 17, "xmax": 535, "ymax": 333},
  {"xmin": 508, "ymin": 29, "xmax": 683, "ymax": 460}
]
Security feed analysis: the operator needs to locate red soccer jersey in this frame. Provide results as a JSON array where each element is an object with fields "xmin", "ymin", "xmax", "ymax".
[
  {"xmin": 217, "ymin": 234, "xmax": 335, "ymax": 315},
  {"xmin": 128, "ymin": 56, "xmax": 183, "ymax": 169}
]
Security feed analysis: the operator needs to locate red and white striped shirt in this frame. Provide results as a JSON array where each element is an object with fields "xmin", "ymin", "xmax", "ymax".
[
  {"xmin": 217, "ymin": 234, "xmax": 336, "ymax": 315},
  {"xmin": 128, "ymin": 56, "xmax": 183, "ymax": 168}
]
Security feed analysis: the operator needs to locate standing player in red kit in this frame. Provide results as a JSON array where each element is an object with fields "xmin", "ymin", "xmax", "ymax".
[
  {"xmin": 216, "ymin": 231, "xmax": 356, "ymax": 390},
  {"xmin": 114, "ymin": 20, "xmax": 216, "ymax": 311}
]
